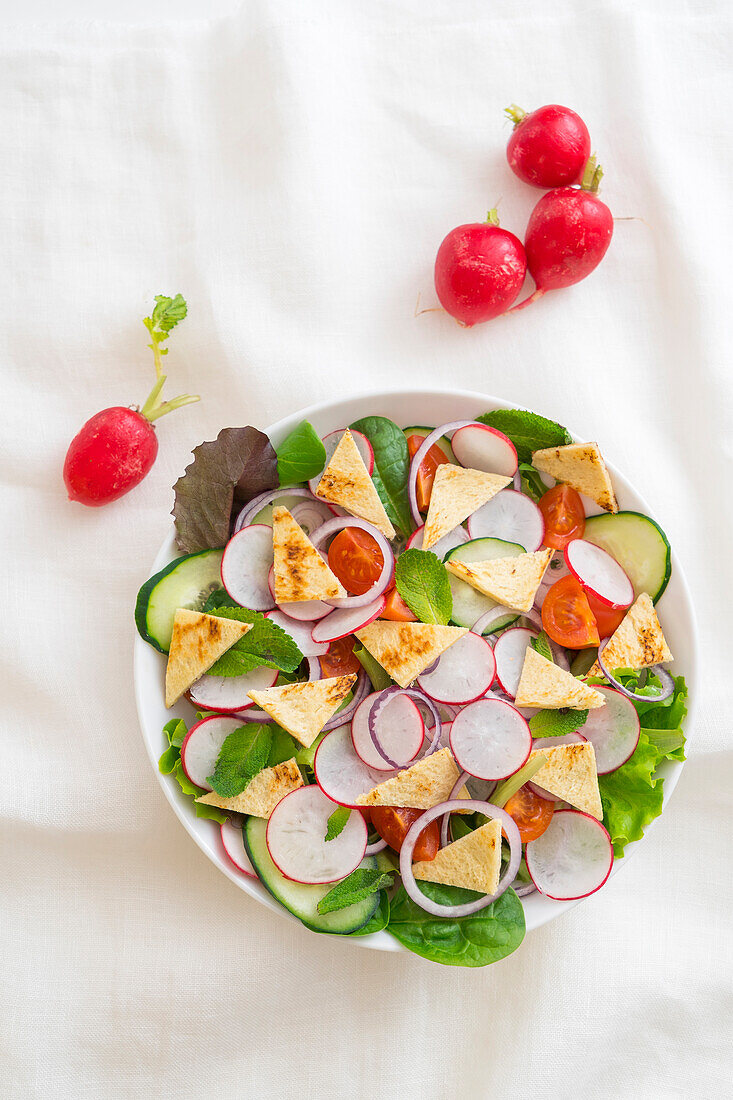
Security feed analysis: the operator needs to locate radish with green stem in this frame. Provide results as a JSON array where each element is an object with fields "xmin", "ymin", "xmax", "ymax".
[
  {"xmin": 434, "ymin": 210, "xmax": 527, "ymax": 326},
  {"xmin": 505, "ymin": 103, "xmax": 591, "ymax": 189},
  {"xmin": 63, "ymin": 295, "xmax": 199, "ymax": 506}
]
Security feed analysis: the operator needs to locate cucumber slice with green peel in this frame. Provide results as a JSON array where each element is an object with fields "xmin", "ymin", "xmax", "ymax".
[
  {"xmin": 135, "ymin": 548, "xmax": 224, "ymax": 653},
  {"xmin": 403, "ymin": 425, "xmax": 456, "ymax": 463},
  {"xmin": 584, "ymin": 512, "xmax": 671, "ymax": 603},
  {"xmin": 251, "ymin": 493, "xmax": 309, "ymax": 527},
  {"xmin": 443, "ymin": 537, "xmax": 524, "ymax": 632},
  {"xmin": 244, "ymin": 816, "xmax": 381, "ymax": 934}
]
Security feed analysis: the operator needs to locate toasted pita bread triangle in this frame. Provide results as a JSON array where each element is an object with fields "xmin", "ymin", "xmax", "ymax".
[
  {"xmin": 354, "ymin": 620, "xmax": 467, "ymax": 689},
  {"xmin": 412, "ymin": 818, "xmax": 502, "ymax": 894},
  {"xmin": 356, "ymin": 747, "xmax": 468, "ymax": 809},
  {"xmin": 196, "ymin": 759, "xmax": 303, "ymax": 819},
  {"xmin": 165, "ymin": 610, "xmax": 251, "ymax": 707},
  {"xmin": 423, "ymin": 465, "xmax": 511, "ymax": 550},
  {"xmin": 529, "ymin": 743, "xmax": 602, "ymax": 819},
  {"xmin": 248, "ymin": 674, "xmax": 356, "ymax": 748},
  {"xmin": 445, "ymin": 548, "xmax": 552, "ymax": 613},
  {"xmin": 314, "ymin": 429, "xmax": 395, "ymax": 538},
  {"xmin": 532, "ymin": 442, "xmax": 618, "ymax": 513},
  {"xmin": 515, "ymin": 646, "xmax": 605, "ymax": 709},
  {"xmin": 588, "ymin": 593, "xmax": 673, "ymax": 677},
  {"xmin": 272, "ymin": 506, "xmax": 346, "ymax": 602}
]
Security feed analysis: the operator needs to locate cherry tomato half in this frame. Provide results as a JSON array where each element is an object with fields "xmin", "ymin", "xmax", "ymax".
[
  {"xmin": 585, "ymin": 589, "xmax": 627, "ymax": 639},
  {"xmin": 381, "ymin": 587, "xmax": 418, "ymax": 622},
  {"xmin": 407, "ymin": 434, "xmax": 451, "ymax": 512},
  {"xmin": 370, "ymin": 806, "xmax": 439, "ymax": 862},
  {"xmin": 539, "ymin": 484, "xmax": 586, "ymax": 550},
  {"xmin": 328, "ymin": 527, "xmax": 384, "ymax": 595},
  {"xmin": 503, "ymin": 785, "xmax": 554, "ymax": 843},
  {"xmin": 541, "ymin": 574, "xmax": 600, "ymax": 649},
  {"xmin": 319, "ymin": 635, "xmax": 362, "ymax": 678}
]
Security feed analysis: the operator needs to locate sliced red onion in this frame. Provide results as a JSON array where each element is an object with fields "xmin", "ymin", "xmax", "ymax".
[
  {"xmin": 513, "ymin": 880, "xmax": 537, "ymax": 898},
  {"xmin": 407, "ymin": 419, "xmax": 479, "ymax": 527},
  {"xmin": 513, "ymin": 469, "xmax": 522, "ymax": 492},
  {"xmin": 234, "ymin": 486, "xmax": 318, "ymax": 532},
  {"xmin": 440, "ymin": 770, "xmax": 471, "ymax": 848},
  {"xmin": 230, "ymin": 708, "xmax": 275, "ymax": 723},
  {"xmin": 306, "ymin": 656, "xmax": 322, "ymax": 682},
  {"xmin": 321, "ymin": 668, "xmax": 371, "ymax": 732},
  {"xmin": 309, "ymin": 517, "xmax": 394, "ymax": 610},
  {"xmin": 471, "ymin": 606, "xmax": 516, "ymax": 636},
  {"xmin": 365, "ymin": 837, "xmax": 388, "ymax": 856},
  {"xmin": 368, "ymin": 686, "xmax": 443, "ymax": 768},
  {"xmin": 596, "ymin": 640, "xmax": 674, "ymax": 702},
  {"xmin": 399, "ymin": 799, "xmax": 522, "ymax": 917},
  {"xmin": 288, "ymin": 499, "xmax": 334, "ymax": 535}
]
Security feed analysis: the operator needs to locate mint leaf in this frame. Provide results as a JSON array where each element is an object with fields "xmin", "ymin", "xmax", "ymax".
[
  {"xmin": 325, "ymin": 806, "xmax": 351, "ymax": 842},
  {"xmin": 518, "ymin": 462, "xmax": 547, "ymax": 502},
  {"xmin": 477, "ymin": 409, "xmax": 572, "ymax": 464},
  {"xmin": 395, "ymin": 548, "xmax": 452, "ymax": 625},
  {"xmin": 529, "ymin": 709, "xmax": 588, "ymax": 737},
  {"xmin": 173, "ymin": 426, "xmax": 278, "ymax": 553},
  {"xmin": 317, "ymin": 868, "xmax": 393, "ymax": 914},
  {"xmin": 208, "ymin": 606, "xmax": 303, "ymax": 676},
  {"xmin": 354, "ymin": 644, "xmax": 392, "ymax": 691},
  {"xmin": 530, "ymin": 631, "xmax": 553, "ymax": 663},
  {"xmin": 208, "ymin": 725, "xmax": 273, "ymax": 798},
  {"xmin": 276, "ymin": 421, "xmax": 327, "ymax": 486},
  {"xmin": 350, "ymin": 416, "xmax": 412, "ymax": 537}
]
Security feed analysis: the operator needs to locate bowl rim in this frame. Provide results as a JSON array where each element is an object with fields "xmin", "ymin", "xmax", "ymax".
[{"xmin": 134, "ymin": 386, "xmax": 699, "ymax": 957}]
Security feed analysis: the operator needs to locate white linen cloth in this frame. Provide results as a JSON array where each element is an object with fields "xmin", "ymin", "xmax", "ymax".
[{"xmin": 1, "ymin": 1, "xmax": 731, "ymax": 1095}]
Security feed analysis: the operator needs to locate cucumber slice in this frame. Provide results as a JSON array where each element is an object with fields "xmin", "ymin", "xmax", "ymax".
[
  {"xmin": 251, "ymin": 492, "xmax": 308, "ymax": 527},
  {"xmin": 403, "ymin": 425, "xmax": 456, "ymax": 464},
  {"xmin": 135, "ymin": 548, "xmax": 224, "ymax": 653},
  {"xmin": 584, "ymin": 512, "xmax": 671, "ymax": 603},
  {"xmin": 244, "ymin": 816, "xmax": 380, "ymax": 934},
  {"xmin": 444, "ymin": 537, "xmax": 523, "ymax": 632}
]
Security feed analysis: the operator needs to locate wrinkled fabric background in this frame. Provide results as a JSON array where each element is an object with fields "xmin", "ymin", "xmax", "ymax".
[{"xmin": 1, "ymin": 1, "xmax": 731, "ymax": 1096}]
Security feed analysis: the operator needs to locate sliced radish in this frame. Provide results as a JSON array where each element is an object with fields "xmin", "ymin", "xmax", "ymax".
[
  {"xmin": 265, "ymin": 609, "xmax": 329, "ymax": 657},
  {"xmin": 406, "ymin": 523, "xmax": 469, "ymax": 558},
  {"xmin": 451, "ymin": 424, "xmax": 518, "ymax": 477},
  {"xmin": 180, "ymin": 715, "xmax": 243, "ymax": 790},
  {"xmin": 467, "ymin": 489, "xmax": 544, "ymax": 551},
  {"xmin": 565, "ymin": 540, "xmax": 634, "ymax": 610},
  {"xmin": 526, "ymin": 809, "xmax": 614, "ymax": 900},
  {"xmin": 188, "ymin": 666, "xmax": 278, "ymax": 712},
  {"xmin": 220, "ymin": 819, "xmax": 257, "ymax": 878},
  {"xmin": 580, "ymin": 685, "xmax": 640, "ymax": 774},
  {"xmin": 314, "ymin": 725, "xmax": 387, "ymax": 805},
  {"xmin": 351, "ymin": 690, "xmax": 424, "ymax": 771},
  {"xmin": 221, "ymin": 524, "xmax": 275, "ymax": 611},
  {"xmin": 417, "ymin": 632, "xmax": 496, "ymax": 705},
  {"xmin": 494, "ymin": 628, "xmax": 539, "ymax": 698},
  {"xmin": 266, "ymin": 784, "xmax": 368, "ymax": 883},
  {"xmin": 311, "ymin": 595, "xmax": 386, "ymax": 644},
  {"xmin": 308, "ymin": 428, "xmax": 374, "ymax": 496},
  {"xmin": 449, "ymin": 698, "xmax": 531, "ymax": 780}
]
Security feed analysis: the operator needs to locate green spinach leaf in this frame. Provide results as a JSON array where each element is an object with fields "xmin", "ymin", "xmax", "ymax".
[{"xmin": 350, "ymin": 415, "xmax": 412, "ymax": 537}]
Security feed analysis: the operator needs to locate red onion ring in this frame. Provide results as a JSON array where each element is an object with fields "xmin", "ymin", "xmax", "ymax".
[
  {"xmin": 288, "ymin": 499, "xmax": 334, "ymax": 534},
  {"xmin": 309, "ymin": 517, "xmax": 394, "ymax": 610},
  {"xmin": 407, "ymin": 420, "xmax": 480, "ymax": 527},
  {"xmin": 596, "ymin": 640, "xmax": 674, "ymax": 702},
  {"xmin": 320, "ymin": 668, "xmax": 371, "ymax": 731},
  {"xmin": 513, "ymin": 880, "xmax": 537, "ymax": 898},
  {"xmin": 512, "ymin": 469, "xmax": 522, "ymax": 492},
  {"xmin": 234, "ymin": 486, "xmax": 319, "ymax": 533},
  {"xmin": 231, "ymin": 708, "xmax": 274, "ymax": 723},
  {"xmin": 368, "ymin": 686, "xmax": 443, "ymax": 768},
  {"xmin": 365, "ymin": 837, "xmax": 388, "ymax": 856},
  {"xmin": 440, "ymin": 770, "xmax": 471, "ymax": 848},
  {"xmin": 399, "ymin": 799, "xmax": 522, "ymax": 917},
  {"xmin": 306, "ymin": 656, "xmax": 322, "ymax": 681}
]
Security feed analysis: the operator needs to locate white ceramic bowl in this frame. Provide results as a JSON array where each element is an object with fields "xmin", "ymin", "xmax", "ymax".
[{"xmin": 134, "ymin": 388, "xmax": 698, "ymax": 955}]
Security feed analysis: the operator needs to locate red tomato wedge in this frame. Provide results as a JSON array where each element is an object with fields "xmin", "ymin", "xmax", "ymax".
[
  {"xmin": 585, "ymin": 589, "xmax": 627, "ymax": 639},
  {"xmin": 541, "ymin": 574, "xmax": 600, "ymax": 649},
  {"xmin": 407, "ymin": 434, "xmax": 451, "ymax": 512},
  {"xmin": 370, "ymin": 806, "xmax": 439, "ymax": 862},
  {"xmin": 327, "ymin": 528, "xmax": 385, "ymax": 595},
  {"xmin": 319, "ymin": 635, "xmax": 362, "ymax": 678},
  {"xmin": 538, "ymin": 484, "xmax": 586, "ymax": 550},
  {"xmin": 381, "ymin": 587, "xmax": 418, "ymax": 622},
  {"xmin": 503, "ymin": 784, "xmax": 554, "ymax": 843}
]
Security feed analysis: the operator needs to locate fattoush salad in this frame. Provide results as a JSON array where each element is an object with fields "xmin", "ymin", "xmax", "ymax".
[{"xmin": 136, "ymin": 408, "xmax": 688, "ymax": 967}]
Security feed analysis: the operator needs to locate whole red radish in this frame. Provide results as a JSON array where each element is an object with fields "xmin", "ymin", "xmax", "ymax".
[
  {"xmin": 512, "ymin": 157, "xmax": 613, "ymax": 311},
  {"xmin": 63, "ymin": 294, "xmax": 198, "ymax": 506},
  {"xmin": 434, "ymin": 211, "xmax": 527, "ymax": 326},
  {"xmin": 506, "ymin": 103, "xmax": 591, "ymax": 189}
]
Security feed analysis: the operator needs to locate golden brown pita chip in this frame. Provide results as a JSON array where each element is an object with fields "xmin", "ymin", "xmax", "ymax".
[
  {"xmin": 445, "ymin": 548, "xmax": 552, "ymax": 612},
  {"xmin": 272, "ymin": 506, "xmax": 345, "ymax": 602},
  {"xmin": 413, "ymin": 819, "xmax": 502, "ymax": 894},
  {"xmin": 196, "ymin": 758, "xmax": 303, "ymax": 818},
  {"xmin": 314, "ymin": 430, "xmax": 395, "ymax": 538},
  {"xmin": 248, "ymin": 674, "xmax": 357, "ymax": 748},
  {"xmin": 354, "ymin": 620, "xmax": 467, "ymax": 688},
  {"xmin": 588, "ymin": 592, "xmax": 673, "ymax": 676},
  {"xmin": 514, "ymin": 646, "xmax": 605, "ymax": 709},
  {"xmin": 356, "ymin": 747, "xmax": 468, "ymax": 808},
  {"xmin": 532, "ymin": 442, "xmax": 618, "ymax": 513},
  {"xmin": 529, "ymin": 743, "xmax": 602, "ymax": 819},
  {"xmin": 165, "ymin": 610, "xmax": 251, "ymax": 708},
  {"xmin": 422, "ymin": 465, "xmax": 511, "ymax": 550}
]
